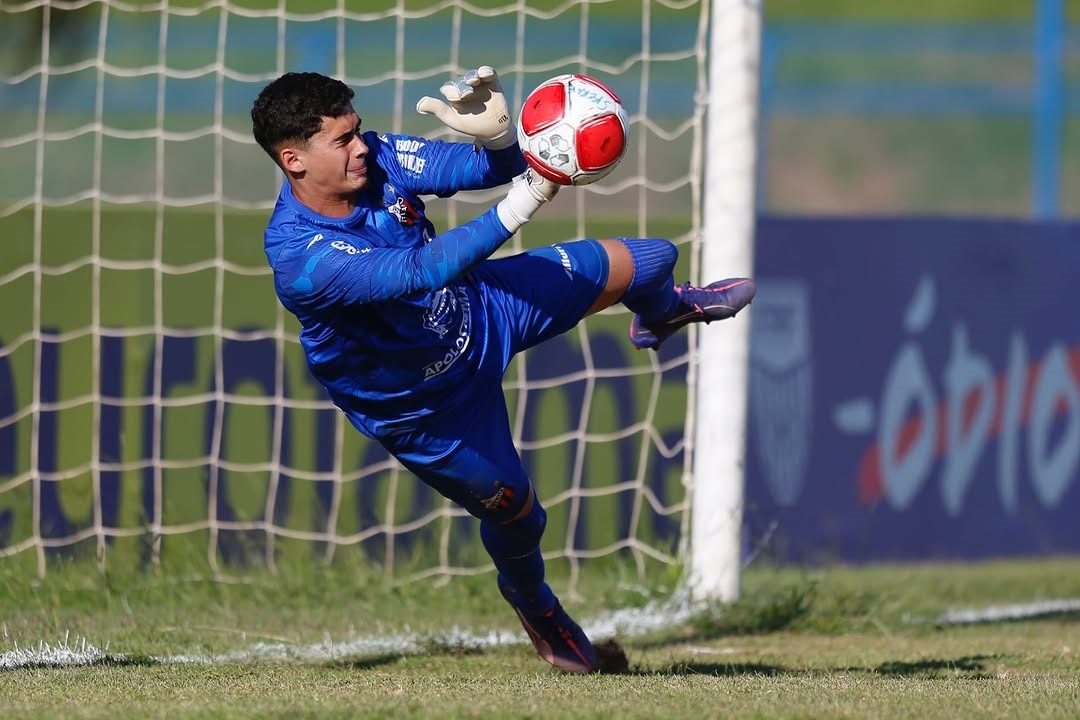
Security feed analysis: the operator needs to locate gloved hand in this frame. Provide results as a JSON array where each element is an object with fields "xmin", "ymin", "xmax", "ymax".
[
  {"xmin": 416, "ymin": 66, "xmax": 516, "ymax": 150},
  {"xmin": 496, "ymin": 167, "xmax": 560, "ymax": 233}
]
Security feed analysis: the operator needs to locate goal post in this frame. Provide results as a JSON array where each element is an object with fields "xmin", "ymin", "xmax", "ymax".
[{"xmin": 691, "ymin": 0, "xmax": 762, "ymax": 603}]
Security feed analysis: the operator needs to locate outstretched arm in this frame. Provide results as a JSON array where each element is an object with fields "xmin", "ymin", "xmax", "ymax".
[{"xmin": 281, "ymin": 170, "xmax": 558, "ymax": 308}]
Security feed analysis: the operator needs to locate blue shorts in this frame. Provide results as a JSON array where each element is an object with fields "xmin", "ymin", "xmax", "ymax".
[{"xmin": 380, "ymin": 238, "xmax": 609, "ymax": 518}]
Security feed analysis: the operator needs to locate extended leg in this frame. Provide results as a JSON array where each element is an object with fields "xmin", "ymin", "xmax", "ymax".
[
  {"xmin": 386, "ymin": 383, "xmax": 597, "ymax": 674},
  {"xmin": 479, "ymin": 490, "xmax": 597, "ymax": 674},
  {"xmin": 584, "ymin": 238, "xmax": 755, "ymax": 350}
]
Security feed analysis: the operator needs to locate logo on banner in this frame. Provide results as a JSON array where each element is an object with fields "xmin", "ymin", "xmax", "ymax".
[
  {"xmin": 749, "ymin": 278, "xmax": 813, "ymax": 507},
  {"xmin": 833, "ymin": 274, "xmax": 1080, "ymax": 515}
]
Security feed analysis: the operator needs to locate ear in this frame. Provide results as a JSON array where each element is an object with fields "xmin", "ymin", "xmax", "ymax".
[{"xmin": 279, "ymin": 146, "xmax": 305, "ymax": 174}]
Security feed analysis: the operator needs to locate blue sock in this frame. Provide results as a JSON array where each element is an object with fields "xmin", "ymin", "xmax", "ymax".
[
  {"xmin": 619, "ymin": 238, "xmax": 681, "ymax": 325},
  {"xmin": 481, "ymin": 502, "xmax": 555, "ymax": 614}
]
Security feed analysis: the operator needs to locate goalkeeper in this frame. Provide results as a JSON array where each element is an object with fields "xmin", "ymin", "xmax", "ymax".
[{"xmin": 251, "ymin": 67, "xmax": 754, "ymax": 674}]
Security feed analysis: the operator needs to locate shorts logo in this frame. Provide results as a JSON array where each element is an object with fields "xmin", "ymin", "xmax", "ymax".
[
  {"xmin": 479, "ymin": 483, "xmax": 515, "ymax": 513},
  {"xmin": 552, "ymin": 244, "xmax": 573, "ymax": 278}
]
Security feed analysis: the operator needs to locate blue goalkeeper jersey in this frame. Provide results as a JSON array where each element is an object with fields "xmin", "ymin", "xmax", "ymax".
[{"xmin": 263, "ymin": 130, "xmax": 526, "ymax": 438}]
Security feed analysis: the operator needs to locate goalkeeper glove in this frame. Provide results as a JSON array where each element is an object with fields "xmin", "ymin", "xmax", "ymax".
[
  {"xmin": 416, "ymin": 66, "xmax": 516, "ymax": 150},
  {"xmin": 496, "ymin": 167, "xmax": 560, "ymax": 233}
]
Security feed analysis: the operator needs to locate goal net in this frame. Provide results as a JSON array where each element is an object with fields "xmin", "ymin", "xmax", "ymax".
[{"xmin": 0, "ymin": 0, "xmax": 757, "ymax": 600}]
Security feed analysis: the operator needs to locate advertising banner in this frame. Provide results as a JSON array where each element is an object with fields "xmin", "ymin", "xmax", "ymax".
[{"xmin": 747, "ymin": 217, "xmax": 1080, "ymax": 561}]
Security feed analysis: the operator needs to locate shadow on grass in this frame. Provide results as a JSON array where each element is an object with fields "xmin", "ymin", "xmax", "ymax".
[
  {"xmin": 321, "ymin": 654, "xmax": 410, "ymax": 671},
  {"xmin": 631, "ymin": 654, "xmax": 1002, "ymax": 679},
  {"xmin": 320, "ymin": 640, "xmax": 483, "ymax": 672},
  {"xmin": 868, "ymin": 654, "xmax": 1000, "ymax": 679},
  {"xmin": 2, "ymin": 654, "xmax": 161, "ymax": 672},
  {"xmin": 649, "ymin": 660, "xmax": 789, "ymax": 677}
]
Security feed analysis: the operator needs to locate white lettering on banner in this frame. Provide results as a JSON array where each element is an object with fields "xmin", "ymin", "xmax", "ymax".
[
  {"xmin": 877, "ymin": 344, "xmax": 937, "ymax": 510},
  {"xmin": 942, "ymin": 325, "xmax": 996, "ymax": 515},
  {"xmin": 1028, "ymin": 343, "xmax": 1080, "ymax": 507},
  {"xmin": 834, "ymin": 274, "xmax": 1080, "ymax": 515}
]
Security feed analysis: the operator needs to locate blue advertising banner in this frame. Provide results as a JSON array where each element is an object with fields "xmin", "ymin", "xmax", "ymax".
[{"xmin": 746, "ymin": 217, "xmax": 1080, "ymax": 562}]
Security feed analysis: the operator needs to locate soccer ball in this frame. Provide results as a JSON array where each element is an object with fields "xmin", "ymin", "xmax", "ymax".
[{"xmin": 517, "ymin": 74, "xmax": 630, "ymax": 186}]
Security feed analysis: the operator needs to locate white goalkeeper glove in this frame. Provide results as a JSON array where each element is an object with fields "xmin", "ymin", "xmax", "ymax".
[
  {"xmin": 416, "ymin": 66, "xmax": 516, "ymax": 150},
  {"xmin": 496, "ymin": 167, "xmax": 560, "ymax": 233}
]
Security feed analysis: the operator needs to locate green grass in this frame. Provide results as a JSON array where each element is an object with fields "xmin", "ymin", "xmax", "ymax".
[{"xmin": 3, "ymin": 557, "xmax": 1080, "ymax": 718}]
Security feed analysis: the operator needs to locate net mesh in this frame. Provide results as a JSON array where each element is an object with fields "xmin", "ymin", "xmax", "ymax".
[{"xmin": 0, "ymin": 0, "xmax": 717, "ymax": 596}]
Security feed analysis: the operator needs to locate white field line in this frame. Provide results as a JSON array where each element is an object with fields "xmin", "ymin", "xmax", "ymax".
[
  {"xmin": 13, "ymin": 596, "xmax": 1078, "ymax": 669},
  {"xmin": 1, "ymin": 593, "xmax": 698, "ymax": 669},
  {"xmin": 0, "ymin": 635, "xmax": 109, "ymax": 669},
  {"xmin": 933, "ymin": 598, "xmax": 1080, "ymax": 625}
]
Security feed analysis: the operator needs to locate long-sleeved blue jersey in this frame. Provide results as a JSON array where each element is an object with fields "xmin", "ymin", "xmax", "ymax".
[{"xmin": 263, "ymin": 130, "xmax": 527, "ymax": 439}]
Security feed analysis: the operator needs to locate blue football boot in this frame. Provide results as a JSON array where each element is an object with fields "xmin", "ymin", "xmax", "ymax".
[{"xmin": 498, "ymin": 577, "xmax": 597, "ymax": 674}]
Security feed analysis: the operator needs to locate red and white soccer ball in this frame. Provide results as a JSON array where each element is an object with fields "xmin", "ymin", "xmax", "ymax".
[{"xmin": 517, "ymin": 73, "xmax": 630, "ymax": 186}]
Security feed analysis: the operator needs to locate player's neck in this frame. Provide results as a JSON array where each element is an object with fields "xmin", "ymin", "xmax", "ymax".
[{"xmin": 291, "ymin": 183, "xmax": 356, "ymax": 219}]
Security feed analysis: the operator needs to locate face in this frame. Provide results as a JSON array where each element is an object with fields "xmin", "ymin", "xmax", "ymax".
[{"xmin": 280, "ymin": 107, "xmax": 368, "ymax": 197}]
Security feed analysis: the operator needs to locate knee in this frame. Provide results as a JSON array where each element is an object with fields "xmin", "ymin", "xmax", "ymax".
[
  {"xmin": 506, "ymin": 497, "xmax": 546, "ymax": 547},
  {"xmin": 492, "ymin": 484, "xmax": 545, "ymax": 536},
  {"xmin": 480, "ymin": 488, "xmax": 547, "ymax": 552}
]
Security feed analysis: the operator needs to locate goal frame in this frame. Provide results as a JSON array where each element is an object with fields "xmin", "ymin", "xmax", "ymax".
[{"xmin": 690, "ymin": 0, "xmax": 761, "ymax": 603}]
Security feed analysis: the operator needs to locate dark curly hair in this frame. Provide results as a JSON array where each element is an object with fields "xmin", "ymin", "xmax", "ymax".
[{"xmin": 251, "ymin": 72, "xmax": 356, "ymax": 166}]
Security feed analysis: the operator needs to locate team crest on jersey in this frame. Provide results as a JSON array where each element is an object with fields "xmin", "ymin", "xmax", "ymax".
[
  {"xmin": 422, "ymin": 286, "xmax": 472, "ymax": 379},
  {"xmin": 423, "ymin": 288, "xmax": 457, "ymax": 338},
  {"xmin": 388, "ymin": 195, "xmax": 420, "ymax": 226}
]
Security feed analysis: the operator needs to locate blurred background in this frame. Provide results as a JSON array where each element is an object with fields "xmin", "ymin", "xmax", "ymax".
[
  {"xmin": 0, "ymin": 0, "xmax": 1077, "ymax": 587},
  {"xmin": 761, "ymin": 0, "xmax": 1076, "ymax": 217}
]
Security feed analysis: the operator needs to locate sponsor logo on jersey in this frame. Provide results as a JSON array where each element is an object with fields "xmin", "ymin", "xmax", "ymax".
[
  {"xmin": 330, "ymin": 239, "xmax": 367, "ymax": 255},
  {"xmin": 306, "ymin": 233, "xmax": 323, "ymax": 250},
  {"xmin": 388, "ymin": 195, "xmax": 420, "ymax": 226},
  {"xmin": 395, "ymin": 138, "xmax": 427, "ymax": 174}
]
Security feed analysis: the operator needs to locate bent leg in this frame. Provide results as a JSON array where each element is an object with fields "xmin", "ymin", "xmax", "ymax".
[
  {"xmin": 590, "ymin": 237, "xmax": 755, "ymax": 350},
  {"xmin": 585, "ymin": 238, "xmax": 679, "ymax": 317},
  {"xmin": 586, "ymin": 238, "xmax": 680, "ymax": 318}
]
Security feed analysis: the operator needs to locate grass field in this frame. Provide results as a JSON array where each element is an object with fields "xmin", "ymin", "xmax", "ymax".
[{"xmin": 3, "ymin": 557, "xmax": 1080, "ymax": 718}]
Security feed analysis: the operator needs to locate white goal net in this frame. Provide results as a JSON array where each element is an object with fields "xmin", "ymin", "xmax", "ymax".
[{"xmin": 0, "ymin": 0, "xmax": 757, "ymax": 599}]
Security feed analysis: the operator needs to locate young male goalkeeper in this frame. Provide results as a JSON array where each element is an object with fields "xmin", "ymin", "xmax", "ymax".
[{"xmin": 251, "ymin": 67, "xmax": 755, "ymax": 674}]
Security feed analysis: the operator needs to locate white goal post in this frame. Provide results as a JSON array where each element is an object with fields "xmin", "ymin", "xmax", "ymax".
[
  {"xmin": 0, "ymin": 0, "xmax": 761, "ymax": 604},
  {"xmin": 692, "ymin": 0, "xmax": 762, "ymax": 602}
]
